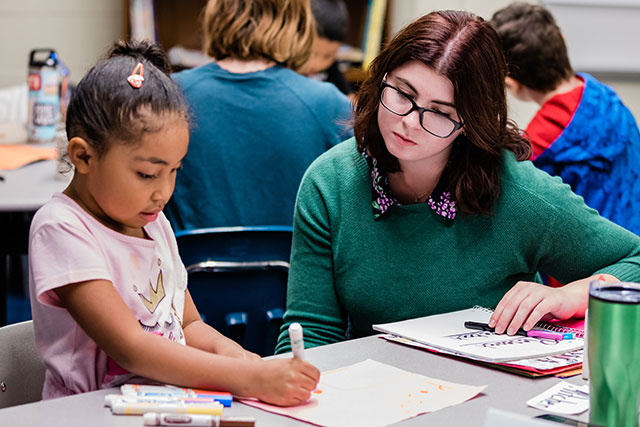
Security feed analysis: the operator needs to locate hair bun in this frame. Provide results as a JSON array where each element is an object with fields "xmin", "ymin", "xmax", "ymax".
[{"xmin": 108, "ymin": 39, "xmax": 172, "ymax": 75}]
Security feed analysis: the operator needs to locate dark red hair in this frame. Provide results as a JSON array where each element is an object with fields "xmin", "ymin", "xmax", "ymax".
[{"xmin": 354, "ymin": 10, "xmax": 530, "ymax": 215}]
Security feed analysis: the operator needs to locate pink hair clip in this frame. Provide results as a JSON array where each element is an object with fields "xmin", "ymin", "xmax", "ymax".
[{"xmin": 127, "ymin": 62, "xmax": 145, "ymax": 88}]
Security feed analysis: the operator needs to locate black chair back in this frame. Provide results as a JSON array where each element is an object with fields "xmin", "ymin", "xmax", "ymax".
[{"xmin": 175, "ymin": 226, "xmax": 292, "ymax": 356}]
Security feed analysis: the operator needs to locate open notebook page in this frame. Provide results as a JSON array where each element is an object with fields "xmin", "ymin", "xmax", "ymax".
[{"xmin": 372, "ymin": 306, "xmax": 584, "ymax": 363}]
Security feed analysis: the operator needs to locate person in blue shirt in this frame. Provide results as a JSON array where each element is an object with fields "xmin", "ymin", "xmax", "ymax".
[
  {"xmin": 165, "ymin": 0, "xmax": 353, "ymax": 231},
  {"xmin": 491, "ymin": 2, "xmax": 640, "ymax": 237}
]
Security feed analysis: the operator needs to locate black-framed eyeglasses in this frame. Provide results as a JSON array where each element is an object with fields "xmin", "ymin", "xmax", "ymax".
[{"xmin": 379, "ymin": 81, "xmax": 464, "ymax": 138}]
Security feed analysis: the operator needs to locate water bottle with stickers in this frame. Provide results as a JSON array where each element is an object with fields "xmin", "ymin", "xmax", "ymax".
[{"xmin": 27, "ymin": 48, "xmax": 60, "ymax": 143}]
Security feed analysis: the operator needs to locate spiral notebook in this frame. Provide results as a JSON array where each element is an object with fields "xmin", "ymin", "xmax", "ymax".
[
  {"xmin": 372, "ymin": 306, "xmax": 584, "ymax": 363},
  {"xmin": 380, "ymin": 335, "xmax": 583, "ymax": 377}
]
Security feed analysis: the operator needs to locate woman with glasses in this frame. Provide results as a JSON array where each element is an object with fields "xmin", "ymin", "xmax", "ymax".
[{"xmin": 275, "ymin": 10, "xmax": 640, "ymax": 353}]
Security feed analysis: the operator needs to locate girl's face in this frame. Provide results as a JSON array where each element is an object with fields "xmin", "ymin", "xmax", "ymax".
[
  {"xmin": 377, "ymin": 60, "xmax": 463, "ymax": 170},
  {"xmin": 83, "ymin": 114, "xmax": 189, "ymax": 237}
]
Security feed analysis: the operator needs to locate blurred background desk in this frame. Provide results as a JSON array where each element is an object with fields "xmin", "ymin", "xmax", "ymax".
[
  {"xmin": 0, "ymin": 334, "xmax": 590, "ymax": 426},
  {"xmin": 0, "ymin": 157, "xmax": 70, "ymax": 326}
]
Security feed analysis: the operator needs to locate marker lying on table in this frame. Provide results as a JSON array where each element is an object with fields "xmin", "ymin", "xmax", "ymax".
[
  {"xmin": 288, "ymin": 322, "xmax": 305, "ymax": 360},
  {"xmin": 111, "ymin": 400, "xmax": 223, "ymax": 416},
  {"xmin": 143, "ymin": 412, "xmax": 255, "ymax": 427},
  {"xmin": 464, "ymin": 321, "xmax": 573, "ymax": 340},
  {"xmin": 105, "ymin": 394, "xmax": 224, "ymax": 408},
  {"xmin": 120, "ymin": 384, "xmax": 233, "ymax": 407}
]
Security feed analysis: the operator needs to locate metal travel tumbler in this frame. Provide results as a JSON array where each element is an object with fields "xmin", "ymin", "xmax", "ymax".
[{"xmin": 588, "ymin": 281, "xmax": 640, "ymax": 427}]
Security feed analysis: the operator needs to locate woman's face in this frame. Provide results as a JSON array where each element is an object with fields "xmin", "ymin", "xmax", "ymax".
[{"xmin": 377, "ymin": 60, "xmax": 463, "ymax": 170}]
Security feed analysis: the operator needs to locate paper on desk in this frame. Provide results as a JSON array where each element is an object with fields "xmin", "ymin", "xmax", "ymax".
[
  {"xmin": 0, "ymin": 144, "xmax": 57, "ymax": 170},
  {"xmin": 241, "ymin": 359, "xmax": 486, "ymax": 427},
  {"xmin": 526, "ymin": 381, "xmax": 589, "ymax": 415},
  {"xmin": 373, "ymin": 307, "xmax": 584, "ymax": 363},
  {"xmin": 381, "ymin": 334, "xmax": 583, "ymax": 373}
]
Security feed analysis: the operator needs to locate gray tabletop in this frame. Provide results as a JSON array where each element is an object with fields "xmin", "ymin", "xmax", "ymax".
[
  {"xmin": 0, "ymin": 334, "xmax": 589, "ymax": 426},
  {"xmin": 0, "ymin": 158, "xmax": 70, "ymax": 212}
]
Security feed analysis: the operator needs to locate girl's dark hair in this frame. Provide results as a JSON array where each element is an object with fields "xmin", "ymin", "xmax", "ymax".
[
  {"xmin": 354, "ymin": 10, "xmax": 531, "ymax": 216},
  {"xmin": 65, "ymin": 39, "xmax": 188, "ymax": 156}
]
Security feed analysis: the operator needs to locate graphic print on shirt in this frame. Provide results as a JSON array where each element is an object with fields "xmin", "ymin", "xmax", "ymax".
[
  {"xmin": 136, "ymin": 268, "xmax": 166, "ymax": 313},
  {"xmin": 170, "ymin": 300, "xmax": 183, "ymax": 329},
  {"xmin": 138, "ymin": 310, "xmax": 184, "ymax": 343},
  {"xmin": 134, "ymin": 258, "xmax": 185, "ymax": 343}
]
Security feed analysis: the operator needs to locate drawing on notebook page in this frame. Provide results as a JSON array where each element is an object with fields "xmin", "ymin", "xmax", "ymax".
[
  {"xmin": 381, "ymin": 334, "xmax": 583, "ymax": 377},
  {"xmin": 372, "ymin": 306, "xmax": 584, "ymax": 363}
]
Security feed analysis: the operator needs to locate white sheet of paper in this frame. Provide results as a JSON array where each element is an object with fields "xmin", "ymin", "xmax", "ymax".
[
  {"xmin": 241, "ymin": 359, "xmax": 486, "ymax": 427},
  {"xmin": 526, "ymin": 381, "xmax": 589, "ymax": 415}
]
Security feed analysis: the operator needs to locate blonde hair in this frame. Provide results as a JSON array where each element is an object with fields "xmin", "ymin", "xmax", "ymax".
[{"xmin": 202, "ymin": 0, "xmax": 315, "ymax": 71}]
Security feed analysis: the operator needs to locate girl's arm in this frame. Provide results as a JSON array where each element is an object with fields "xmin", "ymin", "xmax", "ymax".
[
  {"xmin": 181, "ymin": 290, "xmax": 260, "ymax": 360},
  {"xmin": 54, "ymin": 279, "xmax": 319, "ymax": 406},
  {"xmin": 488, "ymin": 273, "xmax": 618, "ymax": 335}
]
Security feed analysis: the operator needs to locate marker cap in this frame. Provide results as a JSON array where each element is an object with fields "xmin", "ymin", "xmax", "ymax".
[
  {"xmin": 143, "ymin": 412, "xmax": 159, "ymax": 426},
  {"xmin": 288, "ymin": 322, "xmax": 305, "ymax": 360},
  {"xmin": 289, "ymin": 322, "xmax": 303, "ymax": 335}
]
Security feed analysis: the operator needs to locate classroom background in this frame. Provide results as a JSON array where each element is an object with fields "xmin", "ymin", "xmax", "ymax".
[
  {"xmin": 2, "ymin": 2, "xmax": 640, "ymax": 424},
  {"xmin": 1, "ymin": 0, "xmax": 639, "ymax": 133},
  {"xmin": 2, "ymin": 0, "xmax": 640, "ymax": 325}
]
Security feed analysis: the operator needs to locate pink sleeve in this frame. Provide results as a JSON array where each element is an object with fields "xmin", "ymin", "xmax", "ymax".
[{"xmin": 30, "ymin": 220, "xmax": 112, "ymax": 307}]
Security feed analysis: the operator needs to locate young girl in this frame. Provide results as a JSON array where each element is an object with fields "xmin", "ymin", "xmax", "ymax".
[
  {"xmin": 275, "ymin": 10, "xmax": 640, "ymax": 353},
  {"xmin": 28, "ymin": 40, "xmax": 319, "ymax": 406}
]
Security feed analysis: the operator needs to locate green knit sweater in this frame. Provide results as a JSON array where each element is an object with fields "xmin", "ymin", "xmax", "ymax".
[{"xmin": 275, "ymin": 137, "xmax": 640, "ymax": 353}]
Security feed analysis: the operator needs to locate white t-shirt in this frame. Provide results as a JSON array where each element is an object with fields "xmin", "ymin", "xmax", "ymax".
[{"xmin": 28, "ymin": 193, "xmax": 187, "ymax": 399}]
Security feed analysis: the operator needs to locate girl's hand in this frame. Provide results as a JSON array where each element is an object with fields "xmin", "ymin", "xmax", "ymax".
[
  {"xmin": 488, "ymin": 280, "xmax": 587, "ymax": 335},
  {"xmin": 249, "ymin": 358, "xmax": 320, "ymax": 407},
  {"xmin": 234, "ymin": 348, "xmax": 261, "ymax": 361},
  {"xmin": 214, "ymin": 338, "xmax": 261, "ymax": 361},
  {"xmin": 219, "ymin": 344, "xmax": 261, "ymax": 361}
]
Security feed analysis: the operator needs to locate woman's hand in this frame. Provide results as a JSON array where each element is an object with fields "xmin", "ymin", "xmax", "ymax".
[
  {"xmin": 489, "ymin": 281, "xmax": 573, "ymax": 335},
  {"xmin": 488, "ymin": 275, "xmax": 612, "ymax": 335}
]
